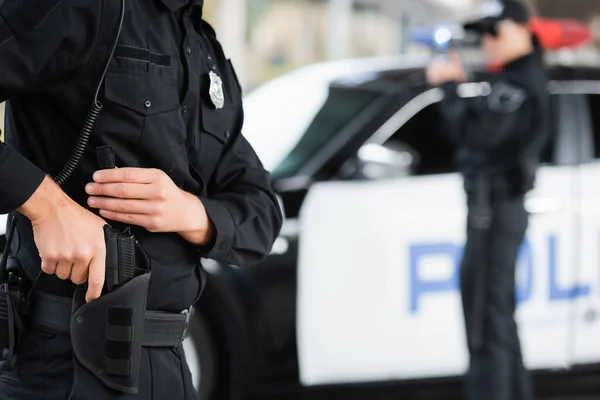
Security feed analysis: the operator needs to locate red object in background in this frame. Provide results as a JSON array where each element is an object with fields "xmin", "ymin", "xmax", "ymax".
[
  {"xmin": 528, "ymin": 18, "xmax": 592, "ymax": 50},
  {"xmin": 486, "ymin": 18, "xmax": 592, "ymax": 72},
  {"xmin": 487, "ymin": 63, "xmax": 503, "ymax": 73}
]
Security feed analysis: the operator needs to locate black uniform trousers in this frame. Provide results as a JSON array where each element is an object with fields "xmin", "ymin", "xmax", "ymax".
[
  {"xmin": 460, "ymin": 194, "xmax": 533, "ymax": 400},
  {"xmin": 0, "ymin": 327, "xmax": 197, "ymax": 399}
]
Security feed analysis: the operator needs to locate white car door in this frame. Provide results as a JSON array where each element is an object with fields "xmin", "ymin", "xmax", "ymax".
[
  {"xmin": 297, "ymin": 85, "xmax": 578, "ymax": 387},
  {"xmin": 570, "ymin": 88, "xmax": 600, "ymax": 366},
  {"xmin": 512, "ymin": 91, "xmax": 582, "ymax": 371}
]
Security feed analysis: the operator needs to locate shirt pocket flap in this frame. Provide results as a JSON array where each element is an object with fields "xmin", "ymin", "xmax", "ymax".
[
  {"xmin": 201, "ymin": 105, "xmax": 236, "ymax": 144},
  {"xmin": 105, "ymin": 73, "xmax": 180, "ymax": 116}
]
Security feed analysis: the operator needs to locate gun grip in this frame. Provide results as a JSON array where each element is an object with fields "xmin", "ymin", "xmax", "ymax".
[
  {"xmin": 117, "ymin": 231, "xmax": 136, "ymax": 283},
  {"xmin": 104, "ymin": 225, "xmax": 120, "ymax": 292}
]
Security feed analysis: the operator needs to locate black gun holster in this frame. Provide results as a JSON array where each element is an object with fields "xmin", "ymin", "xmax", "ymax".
[
  {"xmin": 0, "ymin": 281, "xmax": 27, "ymax": 370},
  {"xmin": 0, "ymin": 215, "xmax": 30, "ymax": 371},
  {"xmin": 70, "ymin": 272, "xmax": 151, "ymax": 394}
]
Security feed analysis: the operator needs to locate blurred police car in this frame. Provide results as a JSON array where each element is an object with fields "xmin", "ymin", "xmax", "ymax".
[
  {"xmin": 182, "ymin": 20, "xmax": 600, "ymax": 400},
  {"xmin": 1, "ymin": 19, "xmax": 599, "ymax": 400}
]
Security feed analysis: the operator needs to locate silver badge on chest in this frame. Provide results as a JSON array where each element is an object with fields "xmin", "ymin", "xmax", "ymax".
[{"xmin": 209, "ymin": 71, "xmax": 225, "ymax": 109}]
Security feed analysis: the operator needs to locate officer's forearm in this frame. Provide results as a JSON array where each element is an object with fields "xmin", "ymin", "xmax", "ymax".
[
  {"xmin": 177, "ymin": 192, "xmax": 215, "ymax": 246},
  {"xmin": 18, "ymin": 176, "xmax": 70, "ymax": 223}
]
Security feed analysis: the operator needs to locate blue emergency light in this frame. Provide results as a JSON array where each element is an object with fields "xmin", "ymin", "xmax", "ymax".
[{"xmin": 409, "ymin": 24, "xmax": 466, "ymax": 52}]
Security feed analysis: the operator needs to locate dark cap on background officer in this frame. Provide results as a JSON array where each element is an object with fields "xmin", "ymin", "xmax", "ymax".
[
  {"xmin": 426, "ymin": 1, "xmax": 549, "ymax": 400},
  {"xmin": 0, "ymin": 0, "xmax": 282, "ymax": 398}
]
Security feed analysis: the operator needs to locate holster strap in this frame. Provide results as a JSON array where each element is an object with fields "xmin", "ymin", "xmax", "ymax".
[{"xmin": 30, "ymin": 291, "xmax": 191, "ymax": 348}]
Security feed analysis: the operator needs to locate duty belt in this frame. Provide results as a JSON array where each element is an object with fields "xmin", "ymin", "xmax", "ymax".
[{"xmin": 29, "ymin": 291, "xmax": 193, "ymax": 348}]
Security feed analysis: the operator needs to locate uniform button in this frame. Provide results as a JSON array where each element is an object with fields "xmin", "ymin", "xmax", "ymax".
[
  {"xmin": 182, "ymin": 105, "xmax": 188, "ymax": 113},
  {"xmin": 144, "ymin": 100, "xmax": 152, "ymax": 108},
  {"xmin": 186, "ymin": 47, "xmax": 192, "ymax": 55},
  {"xmin": 224, "ymin": 130, "xmax": 231, "ymax": 138}
]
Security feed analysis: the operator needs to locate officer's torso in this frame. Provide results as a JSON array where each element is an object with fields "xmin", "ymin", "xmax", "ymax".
[
  {"xmin": 458, "ymin": 52, "xmax": 549, "ymax": 198},
  {"xmin": 6, "ymin": 0, "xmax": 242, "ymax": 311}
]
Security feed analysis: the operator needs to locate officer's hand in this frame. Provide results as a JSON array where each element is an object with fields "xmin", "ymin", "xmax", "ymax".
[
  {"xmin": 86, "ymin": 168, "xmax": 212, "ymax": 242},
  {"xmin": 18, "ymin": 176, "xmax": 107, "ymax": 302},
  {"xmin": 426, "ymin": 52, "xmax": 467, "ymax": 86}
]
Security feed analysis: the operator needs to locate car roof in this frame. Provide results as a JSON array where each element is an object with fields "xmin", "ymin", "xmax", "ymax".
[
  {"xmin": 329, "ymin": 59, "xmax": 600, "ymax": 90},
  {"xmin": 242, "ymin": 53, "xmax": 600, "ymax": 172},
  {"xmin": 242, "ymin": 54, "xmax": 431, "ymax": 170}
]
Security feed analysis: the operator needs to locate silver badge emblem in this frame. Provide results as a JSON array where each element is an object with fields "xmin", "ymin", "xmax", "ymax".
[{"xmin": 209, "ymin": 71, "xmax": 225, "ymax": 109}]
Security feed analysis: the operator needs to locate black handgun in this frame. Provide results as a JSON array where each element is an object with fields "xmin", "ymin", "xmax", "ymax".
[
  {"xmin": 103, "ymin": 226, "xmax": 137, "ymax": 292},
  {"xmin": 96, "ymin": 145, "xmax": 145, "ymax": 293}
]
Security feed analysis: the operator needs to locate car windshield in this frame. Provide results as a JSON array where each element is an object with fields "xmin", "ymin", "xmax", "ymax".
[
  {"xmin": 242, "ymin": 55, "xmax": 426, "ymax": 173},
  {"xmin": 271, "ymin": 86, "xmax": 381, "ymax": 180}
]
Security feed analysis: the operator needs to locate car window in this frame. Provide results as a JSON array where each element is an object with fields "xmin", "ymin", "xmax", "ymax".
[
  {"xmin": 271, "ymin": 87, "xmax": 381, "ymax": 180},
  {"xmin": 381, "ymin": 93, "xmax": 560, "ymax": 176},
  {"xmin": 383, "ymin": 103, "xmax": 456, "ymax": 176}
]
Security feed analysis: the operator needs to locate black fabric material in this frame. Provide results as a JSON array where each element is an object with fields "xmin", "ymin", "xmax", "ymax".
[
  {"xmin": 29, "ymin": 289, "xmax": 190, "ymax": 348},
  {"xmin": 108, "ymin": 307, "xmax": 134, "ymax": 326},
  {"xmin": 0, "ymin": 327, "xmax": 197, "ymax": 399},
  {"xmin": 0, "ymin": 0, "xmax": 282, "ymax": 396},
  {"xmin": 0, "ymin": 0, "xmax": 61, "ymax": 33},
  {"xmin": 115, "ymin": 45, "xmax": 171, "ymax": 67},
  {"xmin": 105, "ymin": 358, "xmax": 132, "ymax": 377},
  {"xmin": 70, "ymin": 273, "xmax": 150, "ymax": 394},
  {"xmin": 0, "ymin": 145, "xmax": 46, "ymax": 214},
  {"xmin": 142, "ymin": 310, "xmax": 190, "ymax": 347},
  {"xmin": 461, "ymin": 195, "xmax": 533, "ymax": 400},
  {"xmin": 159, "ymin": 0, "xmax": 203, "ymax": 12},
  {"xmin": 0, "ymin": 290, "xmax": 8, "ymax": 350},
  {"xmin": 30, "ymin": 290, "xmax": 72, "ymax": 335},
  {"xmin": 439, "ymin": 52, "xmax": 550, "ymax": 197},
  {"xmin": 106, "ymin": 325, "xmax": 134, "ymax": 342},
  {"xmin": 106, "ymin": 337, "xmax": 134, "ymax": 360},
  {"xmin": 1, "ymin": 0, "xmax": 282, "ymax": 309},
  {"xmin": 106, "ymin": 339, "xmax": 132, "ymax": 358}
]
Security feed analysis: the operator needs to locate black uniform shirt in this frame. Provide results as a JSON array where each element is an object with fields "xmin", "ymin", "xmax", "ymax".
[
  {"xmin": 439, "ymin": 51, "xmax": 550, "ymax": 195},
  {"xmin": 0, "ymin": 0, "xmax": 282, "ymax": 311}
]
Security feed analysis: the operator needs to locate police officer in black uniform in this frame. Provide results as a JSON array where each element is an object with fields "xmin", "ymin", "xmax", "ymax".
[
  {"xmin": 426, "ymin": 1, "xmax": 549, "ymax": 399},
  {"xmin": 0, "ymin": 0, "xmax": 282, "ymax": 399}
]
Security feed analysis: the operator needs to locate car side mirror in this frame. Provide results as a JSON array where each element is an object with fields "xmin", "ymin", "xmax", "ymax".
[{"xmin": 355, "ymin": 142, "xmax": 418, "ymax": 180}]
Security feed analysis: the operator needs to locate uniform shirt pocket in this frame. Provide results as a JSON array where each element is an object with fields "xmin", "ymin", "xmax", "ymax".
[
  {"xmin": 98, "ymin": 70, "xmax": 187, "ymax": 184},
  {"xmin": 197, "ymin": 60, "xmax": 242, "ymax": 182},
  {"xmin": 104, "ymin": 72, "xmax": 180, "ymax": 116}
]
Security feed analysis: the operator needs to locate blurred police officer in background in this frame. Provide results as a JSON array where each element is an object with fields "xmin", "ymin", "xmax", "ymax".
[
  {"xmin": 0, "ymin": 0, "xmax": 282, "ymax": 399},
  {"xmin": 426, "ymin": 1, "xmax": 549, "ymax": 399}
]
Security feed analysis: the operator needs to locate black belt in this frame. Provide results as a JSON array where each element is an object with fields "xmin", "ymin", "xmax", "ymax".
[{"xmin": 29, "ymin": 291, "xmax": 192, "ymax": 348}]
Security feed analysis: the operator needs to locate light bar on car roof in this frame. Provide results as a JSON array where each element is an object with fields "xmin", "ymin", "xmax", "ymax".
[
  {"xmin": 410, "ymin": 18, "xmax": 592, "ymax": 52},
  {"xmin": 529, "ymin": 18, "xmax": 592, "ymax": 50}
]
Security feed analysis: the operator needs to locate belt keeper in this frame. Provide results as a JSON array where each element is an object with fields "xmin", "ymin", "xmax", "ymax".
[{"xmin": 177, "ymin": 306, "xmax": 194, "ymax": 348}]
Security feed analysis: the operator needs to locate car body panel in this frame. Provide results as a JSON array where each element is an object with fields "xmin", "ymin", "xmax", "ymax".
[
  {"xmin": 240, "ymin": 59, "xmax": 600, "ymax": 394},
  {"xmin": 296, "ymin": 164, "xmax": 580, "ymax": 386},
  {"xmin": 0, "ymin": 214, "xmax": 6, "ymax": 236}
]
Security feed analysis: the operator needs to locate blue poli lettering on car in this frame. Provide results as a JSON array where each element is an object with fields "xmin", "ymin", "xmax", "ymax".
[{"xmin": 409, "ymin": 235, "xmax": 590, "ymax": 314}]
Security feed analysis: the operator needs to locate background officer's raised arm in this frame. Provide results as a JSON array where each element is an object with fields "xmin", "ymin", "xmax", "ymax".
[
  {"xmin": 439, "ymin": 77, "xmax": 533, "ymax": 150},
  {"xmin": 0, "ymin": 1, "xmax": 102, "ymax": 213}
]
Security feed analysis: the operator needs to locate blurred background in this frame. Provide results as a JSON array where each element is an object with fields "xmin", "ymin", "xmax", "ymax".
[
  {"xmin": 3, "ymin": 2, "xmax": 600, "ymax": 400},
  {"xmin": 203, "ymin": 0, "xmax": 600, "ymax": 91}
]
